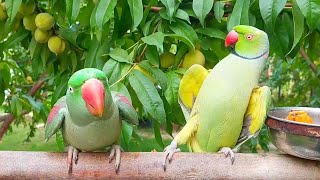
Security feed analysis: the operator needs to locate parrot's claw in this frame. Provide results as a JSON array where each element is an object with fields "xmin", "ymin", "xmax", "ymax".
[
  {"xmin": 219, "ymin": 147, "xmax": 235, "ymax": 164},
  {"xmin": 67, "ymin": 146, "xmax": 80, "ymax": 174},
  {"xmin": 162, "ymin": 141, "xmax": 180, "ymax": 171},
  {"xmin": 108, "ymin": 145, "xmax": 121, "ymax": 173}
]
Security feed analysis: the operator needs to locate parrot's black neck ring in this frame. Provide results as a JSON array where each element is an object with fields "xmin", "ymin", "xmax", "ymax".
[{"xmin": 231, "ymin": 49, "xmax": 269, "ymax": 60}]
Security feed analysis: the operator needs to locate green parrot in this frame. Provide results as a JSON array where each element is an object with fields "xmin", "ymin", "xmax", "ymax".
[
  {"xmin": 163, "ymin": 25, "xmax": 271, "ymax": 170},
  {"xmin": 45, "ymin": 68, "xmax": 138, "ymax": 174}
]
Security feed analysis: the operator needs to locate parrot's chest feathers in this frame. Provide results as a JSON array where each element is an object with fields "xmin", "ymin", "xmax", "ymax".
[
  {"xmin": 62, "ymin": 103, "xmax": 121, "ymax": 151},
  {"xmin": 192, "ymin": 55, "xmax": 266, "ymax": 152}
]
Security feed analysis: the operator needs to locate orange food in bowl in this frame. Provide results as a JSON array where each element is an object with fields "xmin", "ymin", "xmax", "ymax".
[{"xmin": 286, "ymin": 110, "xmax": 313, "ymax": 124}]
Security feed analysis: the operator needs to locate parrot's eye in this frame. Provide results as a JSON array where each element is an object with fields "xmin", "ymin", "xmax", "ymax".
[
  {"xmin": 69, "ymin": 87, "xmax": 74, "ymax": 93},
  {"xmin": 245, "ymin": 34, "xmax": 253, "ymax": 40}
]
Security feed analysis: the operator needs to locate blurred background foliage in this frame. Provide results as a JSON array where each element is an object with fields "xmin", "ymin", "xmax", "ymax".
[{"xmin": 0, "ymin": 0, "xmax": 319, "ymax": 153}]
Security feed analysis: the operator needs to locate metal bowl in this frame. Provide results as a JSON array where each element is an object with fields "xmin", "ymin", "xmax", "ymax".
[{"xmin": 266, "ymin": 107, "xmax": 320, "ymax": 160}]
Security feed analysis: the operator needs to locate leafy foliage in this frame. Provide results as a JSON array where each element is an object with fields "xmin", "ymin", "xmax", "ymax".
[{"xmin": 0, "ymin": 0, "xmax": 320, "ymax": 152}]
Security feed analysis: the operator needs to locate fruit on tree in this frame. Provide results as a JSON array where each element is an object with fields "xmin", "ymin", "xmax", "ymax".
[
  {"xmin": 34, "ymin": 28, "xmax": 51, "ymax": 43},
  {"xmin": 23, "ymin": 14, "xmax": 37, "ymax": 31},
  {"xmin": 35, "ymin": 13, "xmax": 54, "ymax": 31},
  {"xmin": 160, "ymin": 52, "xmax": 175, "ymax": 68},
  {"xmin": 181, "ymin": 50, "xmax": 205, "ymax": 69},
  {"xmin": 48, "ymin": 36, "xmax": 66, "ymax": 55},
  {"xmin": 19, "ymin": 0, "xmax": 35, "ymax": 15}
]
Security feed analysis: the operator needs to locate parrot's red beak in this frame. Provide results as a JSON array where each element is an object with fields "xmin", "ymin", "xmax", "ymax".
[
  {"xmin": 82, "ymin": 78, "xmax": 105, "ymax": 117},
  {"xmin": 225, "ymin": 30, "xmax": 238, "ymax": 47}
]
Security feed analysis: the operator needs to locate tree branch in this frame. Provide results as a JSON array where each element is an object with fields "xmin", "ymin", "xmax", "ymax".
[
  {"xmin": 299, "ymin": 47, "xmax": 319, "ymax": 78},
  {"xmin": 0, "ymin": 75, "xmax": 47, "ymax": 141}
]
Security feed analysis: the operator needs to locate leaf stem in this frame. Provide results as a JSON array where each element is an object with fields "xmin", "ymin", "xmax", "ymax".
[{"xmin": 110, "ymin": 64, "xmax": 137, "ymax": 88}]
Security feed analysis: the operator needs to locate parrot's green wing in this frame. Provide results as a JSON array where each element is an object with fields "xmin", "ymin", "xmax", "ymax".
[
  {"xmin": 45, "ymin": 96, "xmax": 67, "ymax": 141},
  {"xmin": 234, "ymin": 86, "xmax": 271, "ymax": 150},
  {"xmin": 112, "ymin": 92, "xmax": 139, "ymax": 125},
  {"xmin": 179, "ymin": 64, "xmax": 209, "ymax": 120}
]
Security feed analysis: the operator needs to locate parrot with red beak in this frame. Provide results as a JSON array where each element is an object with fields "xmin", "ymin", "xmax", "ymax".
[
  {"xmin": 45, "ymin": 68, "xmax": 138, "ymax": 174},
  {"xmin": 162, "ymin": 25, "xmax": 271, "ymax": 170}
]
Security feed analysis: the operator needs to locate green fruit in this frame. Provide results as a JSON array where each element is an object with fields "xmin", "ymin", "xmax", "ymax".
[
  {"xmin": 23, "ymin": 14, "xmax": 37, "ymax": 31},
  {"xmin": 48, "ymin": 36, "xmax": 65, "ymax": 55},
  {"xmin": 19, "ymin": 0, "xmax": 35, "ymax": 15},
  {"xmin": 34, "ymin": 28, "xmax": 50, "ymax": 43},
  {"xmin": 35, "ymin": 13, "xmax": 54, "ymax": 31},
  {"xmin": 0, "ymin": 4, "xmax": 7, "ymax": 21},
  {"xmin": 181, "ymin": 50, "xmax": 205, "ymax": 69},
  {"xmin": 160, "ymin": 52, "xmax": 175, "ymax": 68}
]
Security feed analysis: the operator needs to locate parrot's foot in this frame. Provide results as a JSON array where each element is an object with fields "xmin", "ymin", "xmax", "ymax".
[
  {"xmin": 162, "ymin": 141, "xmax": 181, "ymax": 171},
  {"xmin": 218, "ymin": 147, "xmax": 235, "ymax": 164},
  {"xmin": 67, "ymin": 146, "xmax": 80, "ymax": 174},
  {"xmin": 108, "ymin": 145, "xmax": 121, "ymax": 173}
]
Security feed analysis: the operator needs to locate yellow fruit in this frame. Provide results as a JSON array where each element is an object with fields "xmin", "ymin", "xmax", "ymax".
[
  {"xmin": 19, "ymin": 0, "xmax": 35, "ymax": 15},
  {"xmin": 286, "ymin": 110, "xmax": 313, "ymax": 124},
  {"xmin": 26, "ymin": 76, "xmax": 33, "ymax": 83},
  {"xmin": 160, "ymin": 52, "xmax": 175, "ymax": 68},
  {"xmin": 23, "ymin": 14, "xmax": 37, "ymax": 31},
  {"xmin": 34, "ymin": 28, "xmax": 50, "ymax": 43},
  {"xmin": 48, "ymin": 36, "xmax": 65, "ymax": 55},
  {"xmin": 134, "ymin": 65, "xmax": 155, "ymax": 83},
  {"xmin": 35, "ymin": 13, "xmax": 54, "ymax": 31},
  {"xmin": 181, "ymin": 50, "xmax": 205, "ymax": 69},
  {"xmin": 0, "ymin": 4, "xmax": 7, "ymax": 21}
]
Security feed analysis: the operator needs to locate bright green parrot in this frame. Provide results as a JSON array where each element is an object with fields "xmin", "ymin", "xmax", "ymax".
[
  {"xmin": 45, "ymin": 68, "xmax": 138, "ymax": 174},
  {"xmin": 163, "ymin": 25, "xmax": 271, "ymax": 170}
]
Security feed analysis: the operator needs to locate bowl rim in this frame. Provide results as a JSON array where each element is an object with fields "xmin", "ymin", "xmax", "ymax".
[{"xmin": 267, "ymin": 106, "xmax": 320, "ymax": 127}]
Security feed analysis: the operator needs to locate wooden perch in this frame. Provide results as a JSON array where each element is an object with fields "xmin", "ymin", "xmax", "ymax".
[{"xmin": 1, "ymin": 151, "xmax": 320, "ymax": 179}]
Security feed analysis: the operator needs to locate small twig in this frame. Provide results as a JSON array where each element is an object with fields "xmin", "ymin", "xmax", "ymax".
[
  {"xmin": 136, "ymin": 21, "xmax": 161, "ymax": 62},
  {"xmin": 110, "ymin": 64, "xmax": 137, "ymax": 88},
  {"xmin": 299, "ymin": 47, "xmax": 319, "ymax": 78}
]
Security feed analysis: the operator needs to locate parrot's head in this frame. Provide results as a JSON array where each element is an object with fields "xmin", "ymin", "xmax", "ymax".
[
  {"xmin": 225, "ymin": 25, "xmax": 269, "ymax": 59},
  {"xmin": 66, "ymin": 68, "xmax": 112, "ymax": 121}
]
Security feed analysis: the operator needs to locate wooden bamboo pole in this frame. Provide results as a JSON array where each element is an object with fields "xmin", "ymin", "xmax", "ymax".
[{"xmin": 0, "ymin": 151, "xmax": 320, "ymax": 179}]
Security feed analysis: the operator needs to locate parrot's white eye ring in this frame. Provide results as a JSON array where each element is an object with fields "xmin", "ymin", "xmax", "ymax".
[
  {"xmin": 245, "ymin": 34, "xmax": 253, "ymax": 40},
  {"xmin": 69, "ymin": 87, "xmax": 74, "ymax": 93}
]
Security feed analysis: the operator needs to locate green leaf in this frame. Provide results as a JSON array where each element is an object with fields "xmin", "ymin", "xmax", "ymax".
[
  {"xmin": 139, "ymin": 60, "xmax": 168, "ymax": 91},
  {"xmin": 176, "ymin": 9, "xmax": 191, "ymax": 24},
  {"xmin": 196, "ymin": 28, "xmax": 226, "ymax": 40},
  {"xmin": 169, "ymin": 20, "xmax": 198, "ymax": 48},
  {"xmin": 95, "ymin": 0, "xmax": 117, "ymax": 30},
  {"xmin": 103, "ymin": 59, "xmax": 118, "ymax": 77},
  {"xmin": 22, "ymin": 95, "xmax": 41, "ymax": 112},
  {"xmin": 0, "ymin": 62, "xmax": 11, "ymax": 89},
  {"xmin": 160, "ymin": 0, "xmax": 175, "ymax": 22},
  {"xmin": 145, "ymin": 45, "xmax": 160, "ymax": 67},
  {"xmin": 164, "ymin": 71, "xmax": 180, "ymax": 109},
  {"xmin": 108, "ymin": 48, "xmax": 131, "ymax": 63},
  {"xmin": 128, "ymin": 70, "xmax": 166, "ymax": 125},
  {"xmin": 66, "ymin": 0, "xmax": 80, "ymax": 23},
  {"xmin": 141, "ymin": 32, "xmax": 164, "ymax": 52},
  {"xmin": 127, "ymin": 0, "xmax": 143, "ymax": 30},
  {"xmin": 214, "ymin": 1, "xmax": 225, "ymax": 23},
  {"xmin": 59, "ymin": 26, "xmax": 80, "ymax": 46},
  {"xmin": 259, "ymin": 0, "xmax": 287, "ymax": 31},
  {"xmin": 1, "ymin": 29, "xmax": 29, "ymax": 50},
  {"xmin": 121, "ymin": 121, "xmax": 133, "ymax": 150},
  {"xmin": 227, "ymin": 0, "xmax": 250, "ymax": 31},
  {"xmin": 10, "ymin": 95, "xmax": 22, "ymax": 118},
  {"xmin": 296, "ymin": 0, "xmax": 320, "ymax": 32},
  {"xmin": 153, "ymin": 120, "xmax": 164, "ymax": 148},
  {"xmin": 52, "ymin": 77, "xmax": 68, "ymax": 105},
  {"xmin": 55, "ymin": 130, "xmax": 65, "ymax": 151},
  {"xmin": 84, "ymin": 37, "xmax": 100, "ymax": 68},
  {"xmin": 5, "ymin": 0, "xmax": 22, "ymax": 25},
  {"xmin": 286, "ymin": 0, "xmax": 304, "ymax": 56},
  {"xmin": 0, "ymin": 88, "xmax": 4, "ymax": 106},
  {"xmin": 109, "ymin": 62, "xmax": 121, "ymax": 85},
  {"xmin": 193, "ymin": 0, "xmax": 213, "ymax": 27}
]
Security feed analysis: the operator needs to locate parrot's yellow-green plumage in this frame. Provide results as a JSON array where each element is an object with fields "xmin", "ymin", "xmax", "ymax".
[{"xmin": 163, "ymin": 25, "xmax": 271, "ymax": 170}]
